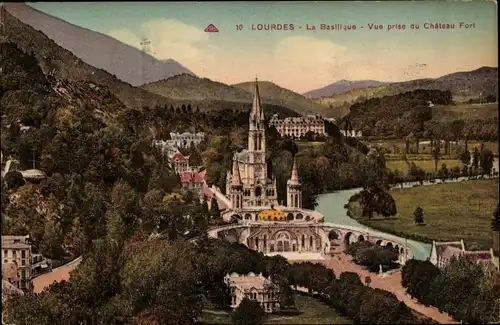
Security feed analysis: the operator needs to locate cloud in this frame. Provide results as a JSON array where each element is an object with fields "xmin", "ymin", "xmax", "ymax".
[
  {"xmin": 108, "ymin": 19, "xmax": 218, "ymax": 72},
  {"xmin": 106, "ymin": 19, "xmax": 495, "ymax": 93}
]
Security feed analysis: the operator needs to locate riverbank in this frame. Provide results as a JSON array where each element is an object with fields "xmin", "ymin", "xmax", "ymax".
[{"xmin": 346, "ymin": 179, "xmax": 498, "ymax": 250}]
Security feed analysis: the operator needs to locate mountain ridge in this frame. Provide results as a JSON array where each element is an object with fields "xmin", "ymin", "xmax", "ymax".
[
  {"xmin": 303, "ymin": 79, "xmax": 391, "ymax": 99},
  {"xmin": 141, "ymin": 74, "xmax": 327, "ymax": 116},
  {"xmin": 3, "ymin": 3, "xmax": 195, "ymax": 86},
  {"xmin": 1, "ymin": 7, "xmax": 175, "ymax": 110}
]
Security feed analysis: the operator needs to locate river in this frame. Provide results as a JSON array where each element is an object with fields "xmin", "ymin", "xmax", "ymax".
[{"xmin": 314, "ymin": 175, "xmax": 496, "ymax": 260}]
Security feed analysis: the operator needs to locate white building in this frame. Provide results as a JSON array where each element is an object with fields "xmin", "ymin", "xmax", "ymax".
[
  {"xmin": 169, "ymin": 132, "xmax": 205, "ymax": 149},
  {"xmin": 269, "ymin": 114, "xmax": 326, "ymax": 139},
  {"xmin": 224, "ymin": 272, "xmax": 280, "ymax": 313}
]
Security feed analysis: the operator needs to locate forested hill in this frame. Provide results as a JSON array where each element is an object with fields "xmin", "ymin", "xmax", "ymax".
[
  {"xmin": 1, "ymin": 8, "xmax": 173, "ymax": 109},
  {"xmin": 342, "ymin": 89, "xmax": 498, "ymax": 141}
]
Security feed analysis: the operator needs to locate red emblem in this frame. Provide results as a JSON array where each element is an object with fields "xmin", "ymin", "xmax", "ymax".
[{"xmin": 204, "ymin": 24, "xmax": 219, "ymax": 33}]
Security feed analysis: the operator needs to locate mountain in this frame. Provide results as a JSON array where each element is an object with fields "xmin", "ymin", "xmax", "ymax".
[
  {"xmin": 1, "ymin": 7, "xmax": 173, "ymax": 109},
  {"xmin": 315, "ymin": 67, "xmax": 498, "ymax": 117},
  {"xmin": 141, "ymin": 74, "xmax": 254, "ymax": 102},
  {"xmin": 142, "ymin": 74, "xmax": 319, "ymax": 116},
  {"xmin": 232, "ymin": 81, "xmax": 328, "ymax": 116},
  {"xmin": 3, "ymin": 3, "xmax": 194, "ymax": 86},
  {"xmin": 303, "ymin": 80, "xmax": 391, "ymax": 99}
]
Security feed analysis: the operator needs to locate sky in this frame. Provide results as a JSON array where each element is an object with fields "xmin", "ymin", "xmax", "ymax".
[{"xmin": 29, "ymin": 1, "xmax": 498, "ymax": 93}]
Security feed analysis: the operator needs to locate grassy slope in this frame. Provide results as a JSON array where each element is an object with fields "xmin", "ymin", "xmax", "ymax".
[
  {"xmin": 350, "ymin": 180, "xmax": 498, "ymax": 250},
  {"xmin": 233, "ymin": 81, "xmax": 328, "ymax": 116},
  {"xmin": 197, "ymin": 294, "xmax": 352, "ymax": 324}
]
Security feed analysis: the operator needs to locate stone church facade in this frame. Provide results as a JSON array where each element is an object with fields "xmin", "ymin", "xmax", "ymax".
[{"xmin": 216, "ymin": 79, "xmax": 327, "ymax": 256}]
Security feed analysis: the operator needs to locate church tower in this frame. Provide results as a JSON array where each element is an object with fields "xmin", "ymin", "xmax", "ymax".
[
  {"xmin": 229, "ymin": 153, "xmax": 243, "ymax": 210},
  {"xmin": 247, "ymin": 78, "xmax": 267, "ymax": 184},
  {"xmin": 287, "ymin": 157, "xmax": 302, "ymax": 208}
]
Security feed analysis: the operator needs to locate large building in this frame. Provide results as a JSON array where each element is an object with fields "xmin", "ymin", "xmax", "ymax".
[
  {"xmin": 2, "ymin": 235, "xmax": 33, "ymax": 292},
  {"xmin": 169, "ymin": 132, "xmax": 205, "ymax": 149},
  {"xmin": 208, "ymin": 79, "xmax": 327, "ymax": 257},
  {"xmin": 224, "ymin": 272, "xmax": 280, "ymax": 313},
  {"xmin": 269, "ymin": 114, "xmax": 326, "ymax": 139},
  {"xmin": 429, "ymin": 240, "xmax": 495, "ymax": 269}
]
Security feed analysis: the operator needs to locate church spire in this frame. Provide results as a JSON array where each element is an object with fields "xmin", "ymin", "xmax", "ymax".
[
  {"xmin": 289, "ymin": 156, "xmax": 300, "ymax": 185},
  {"xmin": 230, "ymin": 153, "xmax": 242, "ymax": 186},
  {"xmin": 251, "ymin": 78, "xmax": 264, "ymax": 121}
]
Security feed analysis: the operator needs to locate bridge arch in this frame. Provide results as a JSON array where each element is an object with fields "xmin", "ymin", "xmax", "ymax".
[
  {"xmin": 376, "ymin": 240, "xmax": 382, "ymax": 246},
  {"xmin": 244, "ymin": 213, "xmax": 252, "ymax": 220},
  {"xmin": 296, "ymin": 213, "xmax": 303, "ymax": 220},
  {"xmin": 328, "ymin": 229, "xmax": 341, "ymax": 241},
  {"xmin": 357, "ymin": 234, "xmax": 365, "ymax": 242},
  {"xmin": 386, "ymin": 242, "xmax": 394, "ymax": 249}
]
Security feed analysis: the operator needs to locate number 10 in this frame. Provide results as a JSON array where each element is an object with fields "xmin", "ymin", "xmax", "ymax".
[{"xmin": 236, "ymin": 24, "xmax": 243, "ymax": 30}]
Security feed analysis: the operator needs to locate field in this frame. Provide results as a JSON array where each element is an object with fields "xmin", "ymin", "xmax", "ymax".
[
  {"xmin": 431, "ymin": 103, "xmax": 498, "ymax": 122},
  {"xmin": 353, "ymin": 179, "xmax": 499, "ymax": 250},
  {"xmin": 197, "ymin": 293, "xmax": 352, "ymax": 324},
  {"xmin": 386, "ymin": 159, "xmax": 461, "ymax": 173}
]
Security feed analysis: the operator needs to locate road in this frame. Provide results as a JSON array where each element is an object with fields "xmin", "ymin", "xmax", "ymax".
[{"xmin": 32, "ymin": 256, "xmax": 82, "ymax": 293}]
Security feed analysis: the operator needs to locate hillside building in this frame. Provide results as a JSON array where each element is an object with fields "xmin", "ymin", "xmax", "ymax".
[{"xmin": 224, "ymin": 272, "xmax": 280, "ymax": 313}]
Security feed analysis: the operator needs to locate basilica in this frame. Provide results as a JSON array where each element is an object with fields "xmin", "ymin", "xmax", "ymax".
[{"xmin": 213, "ymin": 79, "xmax": 328, "ymax": 256}]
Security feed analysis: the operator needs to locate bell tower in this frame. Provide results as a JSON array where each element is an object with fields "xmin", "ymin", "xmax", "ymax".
[
  {"xmin": 247, "ymin": 78, "xmax": 267, "ymax": 184},
  {"xmin": 286, "ymin": 157, "xmax": 302, "ymax": 208}
]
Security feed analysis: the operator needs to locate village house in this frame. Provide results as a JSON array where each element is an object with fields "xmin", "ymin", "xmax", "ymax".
[
  {"xmin": 429, "ymin": 239, "xmax": 495, "ymax": 269},
  {"xmin": 224, "ymin": 272, "xmax": 280, "ymax": 313},
  {"xmin": 180, "ymin": 170, "xmax": 206, "ymax": 197},
  {"xmin": 1, "ymin": 235, "xmax": 51, "ymax": 292}
]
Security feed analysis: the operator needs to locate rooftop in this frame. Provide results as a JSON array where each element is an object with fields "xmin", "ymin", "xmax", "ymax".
[
  {"xmin": 225, "ymin": 272, "xmax": 276, "ymax": 291},
  {"xmin": 2, "ymin": 235, "xmax": 31, "ymax": 249}
]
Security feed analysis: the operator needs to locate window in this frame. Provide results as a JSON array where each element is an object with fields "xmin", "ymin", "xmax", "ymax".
[
  {"xmin": 21, "ymin": 260, "xmax": 26, "ymax": 266},
  {"xmin": 21, "ymin": 250, "xmax": 26, "ymax": 258},
  {"xmin": 12, "ymin": 251, "xmax": 17, "ymax": 258},
  {"xmin": 3, "ymin": 249, "xmax": 7, "ymax": 256}
]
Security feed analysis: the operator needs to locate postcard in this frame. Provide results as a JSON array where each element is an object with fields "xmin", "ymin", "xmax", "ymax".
[{"xmin": 1, "ymin": 2, "xmax": 498, "ymax": 324}]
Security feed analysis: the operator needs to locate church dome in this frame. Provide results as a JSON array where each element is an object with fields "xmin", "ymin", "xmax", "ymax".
[{"xmin": 258, "ymin": 209, "xmax": 286, "ymax": 221}]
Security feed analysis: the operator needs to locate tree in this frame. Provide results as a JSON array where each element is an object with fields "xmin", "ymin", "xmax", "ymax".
[
  {"xmin": 209, "ymin": 197, "xmax": 221, "ymax": 220},
  {"xmin": 459, "ymin": 150, "xmax": 471, "ymax": 166},
  {"xmin": 401, "ymin": 259, "xmax": 440, "ymax": 305},
  {"xmin": 231, "ymin": 298, "xmax": 266, "ymax": 325},
  {"xmin": 413, "ymin": 206, "xmax": 424, "ymax": 225},
  {"xmin": 472, "ymin": 147, "xmax": 480, "ymax": 170},
  {"xmin": 480, "ymin": 148, "xmax": 494, "ymax": 176},
  {"xmin": 4, "ymin": 170, "xmax": 26, "ymax": 189},
  {"xmin": 431, "ymin": 141, "xmax": 441, "ymax": 172},
  {"xmin": 187, "ymin": 142, "xmax": 202, "ymax": 167},
  {"xmin": 492, "ymin": 204, "xmax": 500, "ymax": 231}
]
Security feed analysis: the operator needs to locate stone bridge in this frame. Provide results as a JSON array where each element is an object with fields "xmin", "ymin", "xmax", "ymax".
[{"xmin": 207, "ymin": 222, "xmax": 413, "ymax": 264}]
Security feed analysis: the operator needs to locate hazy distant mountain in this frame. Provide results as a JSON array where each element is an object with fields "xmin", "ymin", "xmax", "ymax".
[
  {"xmin": 303, "ymin": 80, "xmax": 391, "ymax": 99},
  {"xmin": 2, "ymin": 7, "xmax": 173, "ymax": 109},
  {"xmin": 4, "ymin": 3, "xmax": 195, "ymax": 86},
  {"xmin": 315, "ymin": 67, "xmax": 499, "ymax": 117}
]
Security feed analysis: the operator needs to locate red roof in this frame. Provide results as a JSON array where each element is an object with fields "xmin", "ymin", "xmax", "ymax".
[
  {"xmin": 171, "ymin": 151, "xmax": 187, "ymax": 162},
  {"xmin": 461, "ymin": 251, "xmax": 492, "ymax": 262},
  {"xmin": 180, "ymin": 171, "xmax": 204, "ymax": 184}
]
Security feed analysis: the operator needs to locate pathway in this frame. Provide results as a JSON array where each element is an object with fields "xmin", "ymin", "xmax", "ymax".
[
  {"xmin": 32, "ymin": 256, "xmax": 82, "ymax": 293},
  {"xmin": 321, "ymin": 253, "xmax": 457, "ymax": 324}
]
